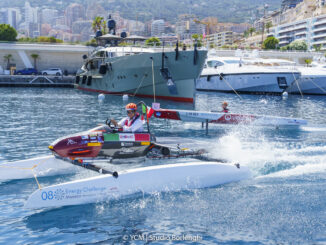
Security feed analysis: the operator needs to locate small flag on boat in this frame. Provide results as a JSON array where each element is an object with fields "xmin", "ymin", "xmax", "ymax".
[
  {"xmin": 141, "ymin": 104, "xmax": 155, "ymax": 119},
  {"xmin": 147, "ymin": 106, "xmax": 154, "ymax": 119}
]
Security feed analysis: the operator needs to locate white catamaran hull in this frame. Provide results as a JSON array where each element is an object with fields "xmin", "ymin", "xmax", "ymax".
[
  {"xmin": 0, "ymin": 156, "xmax": 78, "ymax": 181},
  {"xmin": 25, "ymin": 162, "xmax": 251, "ymax": 209},
  {"xmin": 154, "ymin": 109, "xmax": 308, "ymax": 127}
]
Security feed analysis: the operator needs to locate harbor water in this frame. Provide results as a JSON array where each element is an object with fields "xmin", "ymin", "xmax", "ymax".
[{"xmin": 1, "ymin": 87, "xmax": 326, "ymax": 244}]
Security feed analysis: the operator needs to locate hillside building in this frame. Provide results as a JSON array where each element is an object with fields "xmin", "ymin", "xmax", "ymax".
[
  {"xmin": 175, "ymin": 14, "xmax": 205, "ymax": 40},
  {"xmin": 268, "ymin": 14, "xmax": 326, "ymax": 50},
  {"xmin": 151, "ymin": 19, "xmax": 165, "ymax": 37},
  {"xmin": 64, "ymin": 3, "xmax": 85, "ymax": 28},
  {"xmin": 205, "ymin": 31, "xmax": 242, "ymax": 48}
]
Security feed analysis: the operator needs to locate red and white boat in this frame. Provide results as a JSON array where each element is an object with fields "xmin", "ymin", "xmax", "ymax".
[{"xmin": 152, "ymin": 108, "xmax": 307, "ymax": 127}]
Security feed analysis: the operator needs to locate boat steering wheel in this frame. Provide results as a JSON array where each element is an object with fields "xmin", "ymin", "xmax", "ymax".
[{"xmin": 105, "ymin": 119, "xmax": 116, "ymax": 130}]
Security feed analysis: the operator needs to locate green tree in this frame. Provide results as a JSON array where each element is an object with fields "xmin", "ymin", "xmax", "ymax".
[
  {"xmin": 313, "ymin": 44, "xmax": 321, "ymax": 52},
  {"xmin": 288, "ymin": 40, "xmax": 308, "ymax": 51},
  {"xmin": 304, "ymin": 59, "xmax": 312, "ymax": 67},
  {"xmin": 244, "ymin": 30, "xmax": 249, "ymax": 38},
  {"xmin": 31, "ymin": 54, "xmax": 39, "ymax": 69},
  {"xmin": 3, "ymin": 54, "xmax": 13, "ymax": 69},
  {"xmin": 86, "ymin": 39, "xmax": 97, "ymax": 47},
  {"xmin": 145, "ymin": 37, "xmax": 161, "ymax": 46},
  {"xmin": 248, "ymin": 27, "xmax": 256, "ymax": 36},
  {"xmin": 280, "ymin": 45, "xmax": 289, "ymax": 51},
  {"xmin": 265, "ymin": 22, "xmax": 272, "ymax": 33},
  {"xmin": 0, "ymin": 24, "xmax": 17, "ymax": 41},
  {"xmin": 263, "ymin": 36, "xmax": 279, "ymax": 50},
  {"xmin": 92, "ymin": 16, "xmax": 107, "ymax": 34},
  {"xmin": 37, "ymin": 36, "xmax": 63, "ymax": 43},
  {"xmin": 191, "ymin": 34, "xmax": 203, "ymax": 47}
]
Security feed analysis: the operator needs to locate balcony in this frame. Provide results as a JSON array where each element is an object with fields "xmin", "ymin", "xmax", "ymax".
[
  {"xmin": 313, "ymin": 33, "xmax": 326, "ymax": 39},
  {"xmin": 278, "ymin": 27, "xmax": 294, "ymax": 34},
  {"xmin": 295, "ymin": 31, "xmax": 307, "ymax": 36},
  {"xmin": 278, "ymin": 23, "xmax": 307, "ymax": 34},
  {"xmin": 279, "ymin": 40, "xmax": 290, "ymax": 45},
  {"xmin": 312, "ymin": 39, "xmax": 326, "ymax": 45},
  {"xmin": 314, "ymin": 19, "xmax": 326, "ymax": 26},
  {"xmin": 291, "ymin": 24, "xmax": 307, "ymax": 31},
  {"xmin": 278, "ymin": 34, "xmax": 292, "ymax": 39},
  {"xmin": 313, "ymin": 25, "xmax": 326, "ymax": 33}
]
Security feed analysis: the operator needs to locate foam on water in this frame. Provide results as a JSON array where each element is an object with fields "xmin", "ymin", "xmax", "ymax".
[
  {"xmin": 203, "ymin": 125, "xmax": 326, "ymax": 178},
  {"xmin": 262, "ymin": 162, "xmax": 326, "ymax": 178}
]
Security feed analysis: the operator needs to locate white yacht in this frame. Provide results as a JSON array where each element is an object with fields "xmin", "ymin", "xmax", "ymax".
[
  {"xmin": 196, "ymin": 56, "xmax": 300, "ymax": 94},
  {"xmin": 287, "ymin": 66, "xmax": 326, "ymax": 95}
]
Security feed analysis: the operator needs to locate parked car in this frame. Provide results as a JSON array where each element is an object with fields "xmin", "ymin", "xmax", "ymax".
[
  {"xmin": 41, "ymin": 68, "xmax": 63, "ymax": 76},
  {"xmin": 15, "ymin": 68, "xmax": 38, "ymax": 75}
]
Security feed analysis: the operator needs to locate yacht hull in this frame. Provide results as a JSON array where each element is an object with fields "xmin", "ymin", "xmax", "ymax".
[
  {"xmin": 196, "ymin": 72, "xmax": 301, "ymax": 93},
  {"xmin": 288, "ymin": 74, "xmax": 326, "ymax": 95},
  {"xmin": 76, "ymin": 50, "xmax": 207, "ymax": 102}
]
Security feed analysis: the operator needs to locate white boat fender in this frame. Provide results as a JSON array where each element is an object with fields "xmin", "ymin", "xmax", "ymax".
[
  {"xmin": 98, "ymin": 93, "xmax": 105, "ymax": 101},
  {"xmin": 282, "ymin": 91, "xmax": 288, "ymax": 100},
  {"xmin": 122, "ymin": 94, "xmax": 129, "ymax": 101}
]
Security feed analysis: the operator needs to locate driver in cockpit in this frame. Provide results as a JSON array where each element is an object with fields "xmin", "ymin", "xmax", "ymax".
[{"xmin": 111, "ymin": 103, "xmax": 144, "ymax": 132}]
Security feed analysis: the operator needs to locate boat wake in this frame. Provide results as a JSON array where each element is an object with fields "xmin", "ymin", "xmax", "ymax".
[{"xmin": 204, "ymin": 127, "xmax": 326, "ymax": 178}]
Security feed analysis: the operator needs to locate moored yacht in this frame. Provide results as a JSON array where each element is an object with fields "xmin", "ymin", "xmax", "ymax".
[
  {"xmin": 287, "ymin": 66, "xmax": 326, "ymax": 95},
  {"xmin": 196, "ymin": 56, "xmax": 300, "ymax": 94},
  {"xmin": 76, "ymin": 45, "xmax": 207, "ymax": 102}
]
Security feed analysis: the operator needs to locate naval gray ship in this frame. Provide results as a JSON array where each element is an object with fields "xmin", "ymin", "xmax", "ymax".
[{"xmin": 75, "ymin": 45, "xmax": 207, "ymax": 102}]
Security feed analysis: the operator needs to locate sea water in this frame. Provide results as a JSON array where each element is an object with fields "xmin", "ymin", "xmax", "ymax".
[{"xmin": 0, "ymin": 87, "xmax": 326, "ymax": 244}]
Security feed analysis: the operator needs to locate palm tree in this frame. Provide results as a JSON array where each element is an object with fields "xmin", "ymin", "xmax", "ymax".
[
  {"xmin": 3, "ymin": 54, "xmax": 13, "ymax": 70},
  {"xmin": 101, "ymin": 20, "xmax": 107, "ymax": 35},
  {"xmin": 92, "ymin": 16, "xmax": 104, "ymax": 34},
  {"xmin": 248, "ymin": 27, "xmax": 256, "ymax": 37},
  {"xmin": 30, "ymin": 54, "xmax": 39, "ymax": 69},
  {"xmin": 265, "ymin": 22, "xmax": 272, "ymax": 33}
]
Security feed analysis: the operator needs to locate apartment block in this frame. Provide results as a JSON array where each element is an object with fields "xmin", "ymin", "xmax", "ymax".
[
  {"xmin": 269, "ymin": 14, "xmax": 326, "ymax": 50},
  {"xmin": 205, "ymin": 31, "xmax": 241, "ymax": 47}
]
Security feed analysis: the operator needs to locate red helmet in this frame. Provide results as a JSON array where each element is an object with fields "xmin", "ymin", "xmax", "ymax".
[{"xmin": 126, "ymin": 103, "xmax": 137, "ymax": 110}]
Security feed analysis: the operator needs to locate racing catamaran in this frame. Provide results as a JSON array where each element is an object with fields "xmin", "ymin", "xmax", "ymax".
[
  {"xmin": 152, "ymin": 108, "xmax": 308, "ymax": 127},
  {"xmin": 0, "ymin": 102, "xmax": 251, "ymax": 209}
]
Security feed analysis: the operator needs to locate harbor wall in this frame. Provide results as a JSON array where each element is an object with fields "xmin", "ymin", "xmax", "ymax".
[
  {"xmin": 0, "ymin": 75, "xmax": 75, "ymax": 87},
  {"xmin": 214, "ymin": 49, "xmax": 324, "ymax": 64},
  {"xmin": 0, "ymin": 43, "xmax": 93, "ymax": 74}
]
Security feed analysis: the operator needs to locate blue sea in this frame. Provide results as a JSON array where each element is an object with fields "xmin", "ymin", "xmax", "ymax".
[{"xmin": 1, "ymin": 87, "xmax": 326, "ymax": 244}]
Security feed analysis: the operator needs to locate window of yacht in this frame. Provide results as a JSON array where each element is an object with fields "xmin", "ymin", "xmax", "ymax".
[
  {"xmin": 223, "ymin": 60, "xmax": 240, "ymax": 64},
  {"xmin": 207, "ymin": 60, "xmax": 224, "ymax": 68}
]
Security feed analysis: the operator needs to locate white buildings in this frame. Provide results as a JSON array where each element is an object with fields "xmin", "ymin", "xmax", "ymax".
[
  {"xmin": 151, "ymin": 19, "xmax": 165, "ymax": 37},
  {"xmin": 175, "ymin": 15, "xmax": 205, "ymax": 40},
  {"xmin": 269, "ymin": 14, "xmax": 326, "ymax": 50},
  {"xmin": 41, "ymin": 9, "xmax": 58, "ymax": 26},
  {"xmin": 205, "ymin": 31, "xmax": 242, "ymax": 48},
  {"xmin": 0, "ymin": 8, "xmax": 21, "ymax": 29},
  {"xmin": 25, "ymin": 2, "xmax": 38, "ymax": 25}
]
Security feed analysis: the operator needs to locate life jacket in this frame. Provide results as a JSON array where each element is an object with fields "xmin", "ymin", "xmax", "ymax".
[
  {"xmin": 124, "ymin": 112, "xmax": 140, "ymax": 127},
  {"xmin": 223, "ymin": 109, "xmax": 229, "ymax": 113}
]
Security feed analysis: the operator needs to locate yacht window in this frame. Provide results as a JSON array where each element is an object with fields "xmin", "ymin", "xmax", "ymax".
[
  {"xmin": 223, "ymin": 60, "xmax": 240, "ymax": 64},
  {"xmin": 207, "ymin": 60, "xmax": 224, "ymax": 68}
]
